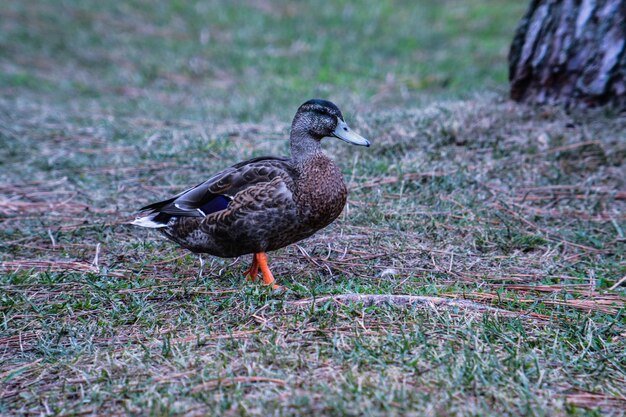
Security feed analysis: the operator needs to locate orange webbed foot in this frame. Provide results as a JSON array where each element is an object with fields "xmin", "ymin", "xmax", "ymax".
[
  {"xmin": 244, "ymin": 254, "xmax": 259, "ymax": 282},
  {"xmin": 256, "ymin": 252, "xmax": 283, "ymax": 290}
]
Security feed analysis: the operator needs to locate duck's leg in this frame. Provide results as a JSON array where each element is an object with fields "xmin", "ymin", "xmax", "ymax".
[
  {"xmin": 256, "ymin": 252, "xmax": 282, "ymax": 290},
  {"xmin": 244, "ymin": 254, "xmax": 259, "ymax": 282}
]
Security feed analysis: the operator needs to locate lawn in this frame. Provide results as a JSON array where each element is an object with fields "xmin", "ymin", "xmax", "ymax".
[{"xmin": 1, "ymin": 1, "xmax": 625, "ymax": 416}]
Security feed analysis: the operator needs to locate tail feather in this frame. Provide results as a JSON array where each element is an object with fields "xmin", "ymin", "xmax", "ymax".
[
  {"xmin": 131, "ymin": 212, "xmax": 171, "ymax": 228},
  {"xmin": 139, "ymin": 196, "xmax": 178, "ymax": 212}
]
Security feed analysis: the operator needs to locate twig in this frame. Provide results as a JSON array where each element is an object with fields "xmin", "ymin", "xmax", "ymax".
[
  {"xmin": 351, "ymin": 172, "xmax": 447, "ymax": 191},
  {"xmin": 92, "ymin": 243, "xmax": 101, "ymax": 272},
  {"xmin": 543, "ymin": 140, "xmax": 602, "ymax": 155},
  {"xmin": 47, "ymin": 229, "xmax": 56, "ymax": 247},
  {"xmin": 0, "ymin": 359, "xmax": 43, "ymax": 379},
  {"xmin": 609, "ymin": 275, "xmax": 626, "ymax": 291},
  {"xmin": 191, "ymin": 376, "xmax": 286, "ymax": 393},
  {"xmin": 564, "ymin": 392, "xmax": 626, "ymax": 412},
  {"xmin": 290, "ymin": 294, "xmax": 517, "ymax": 316},
  {"xmin": 493, "ymin": 202, "xmax": 606, "ymax": 254},
  {"xmin": 1, "ymin": 259, "xmax": 99, "ymax": 273}
]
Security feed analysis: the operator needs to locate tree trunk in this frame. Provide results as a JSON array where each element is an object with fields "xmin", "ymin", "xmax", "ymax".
[{"xmin": 509, "ymin": 0, "xmax": 626, "ymax": 109}]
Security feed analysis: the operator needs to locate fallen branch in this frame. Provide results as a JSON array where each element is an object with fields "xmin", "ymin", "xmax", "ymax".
[{"xmin": 290, "ymin": 294, "xmax": 521, "ymax": 316}]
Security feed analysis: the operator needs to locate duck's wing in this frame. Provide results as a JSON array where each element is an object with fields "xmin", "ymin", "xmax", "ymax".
[{"xmin": 134, "ymin": 156, "xmax": 296, "ymax": 225}]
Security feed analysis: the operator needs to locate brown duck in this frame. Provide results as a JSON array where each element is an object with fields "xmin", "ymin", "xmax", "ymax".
[{"xmin": 132, "ymin": 99, "xmax": 370, "ymax": 288}]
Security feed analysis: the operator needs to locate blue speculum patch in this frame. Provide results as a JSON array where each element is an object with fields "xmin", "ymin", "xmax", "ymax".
[{"xmin": 199, "ymin": 195, "xmax": 231, "ymax": 215}]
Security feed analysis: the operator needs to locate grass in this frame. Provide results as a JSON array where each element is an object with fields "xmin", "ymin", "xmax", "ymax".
[
  {"xmin": 1, "ymin": 0, "xmax": 626, "ymax": 416},
  {"xmin": 1, "ymin": 0, "xmax": 521, "ymax": 121}
]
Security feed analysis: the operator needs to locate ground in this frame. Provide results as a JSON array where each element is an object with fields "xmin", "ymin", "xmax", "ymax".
[{"xmin": 1, "ymin": 1, "xmax": 625, "ymax": 416}]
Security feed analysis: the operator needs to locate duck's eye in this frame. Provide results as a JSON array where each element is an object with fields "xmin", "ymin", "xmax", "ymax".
[{"xmin": 343, "ymin": 127, "xmax": 348, "ymax": 131}]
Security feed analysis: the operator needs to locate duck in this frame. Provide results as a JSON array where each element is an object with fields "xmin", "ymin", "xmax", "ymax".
[{"xmin": 132, "ymin": 99, "xmax": 370, "ymax": 289}]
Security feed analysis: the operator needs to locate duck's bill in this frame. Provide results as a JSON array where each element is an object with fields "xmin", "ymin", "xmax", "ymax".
[{"xmin": 332, "ymin": 119, "xmax": 370, "ymax": 147}]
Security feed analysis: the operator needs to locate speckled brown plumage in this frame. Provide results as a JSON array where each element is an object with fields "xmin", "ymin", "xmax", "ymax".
[
  {"xmin": 133, "ymin": 99, "xmax": 369, "ymax": 284},
  {"xmin": 293, "ymin": 153, "xmax": 347, "ymax": 230},
  {"xmin": 157, "ymin": 152, "xmax": 347, "ymax": 258}
]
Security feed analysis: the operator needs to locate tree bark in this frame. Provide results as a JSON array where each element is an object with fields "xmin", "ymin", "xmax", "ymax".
[{"xmin": 509, "ymin": 0, "xmax": 626, "ymax": 109}]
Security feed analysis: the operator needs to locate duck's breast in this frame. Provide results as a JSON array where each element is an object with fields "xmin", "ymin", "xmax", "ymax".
[{"xmin": 294, "ymin": 154, "xmax": 348, "ymax": 230}]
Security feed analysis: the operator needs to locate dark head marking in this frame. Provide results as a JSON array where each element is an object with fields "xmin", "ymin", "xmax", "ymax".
[
  {"xmin": 297, "ymin": 99, "xmax": 344, "ymax": 121},
  {"xmin": 290, "ymin": 98, "xmax": 369, "ymax": 157},
  {"xmin": 291, "ymin": 99, "xmax": 345, "ymax": 140}
]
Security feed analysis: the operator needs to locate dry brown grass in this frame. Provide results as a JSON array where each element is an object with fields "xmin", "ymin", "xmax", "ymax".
[{"xmin": 1, "ymin": 93, "xmax": 625, "ymax": 415}]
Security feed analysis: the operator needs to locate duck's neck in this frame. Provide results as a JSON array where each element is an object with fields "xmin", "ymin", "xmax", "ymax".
[{"xmin": 290, "ymin": 130, "xmax": 323, "ymax": 164}]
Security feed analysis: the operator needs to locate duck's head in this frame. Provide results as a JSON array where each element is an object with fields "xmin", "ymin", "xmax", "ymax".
[{"xmin": 291, "ymin": 99, "xmax": 370, "ymax": 147}]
